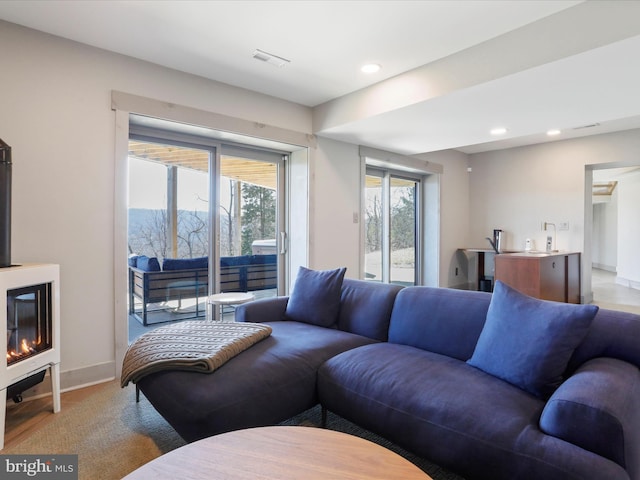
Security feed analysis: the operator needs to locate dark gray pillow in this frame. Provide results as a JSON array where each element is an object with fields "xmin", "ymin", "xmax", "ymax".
[{"xmin": 284, "ymin": 266, "xmax": 346, "ymax": 327}]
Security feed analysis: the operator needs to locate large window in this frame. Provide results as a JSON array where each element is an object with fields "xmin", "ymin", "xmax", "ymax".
[{"xmin": 365, "ymin": 168, "xmax": 420, "ymax": 286}]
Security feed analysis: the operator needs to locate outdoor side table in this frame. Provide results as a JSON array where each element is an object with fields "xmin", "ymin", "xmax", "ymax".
[{"xmin": 208, "ymin": 292, "xmax": 254, "ymax": 320}]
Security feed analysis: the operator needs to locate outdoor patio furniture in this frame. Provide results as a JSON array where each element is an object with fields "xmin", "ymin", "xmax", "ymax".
[{"xmin": 128, "ymin": 254, "xmax": 277, "ymax": 325}]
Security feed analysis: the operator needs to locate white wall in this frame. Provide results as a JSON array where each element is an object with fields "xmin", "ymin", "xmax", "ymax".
[
  {"xmin": 309, "ymin": 138, "xmax": 362, "ymax": 276},
  {"xmin": 470, "ymin": 130, "xmax": 640, "ymax": 252},
  {"xmin": 470, "ymin": 145, "xmax": 582, "ymax": 253},
  {"xmin": 617, "ymin": 170, "xmax": 640, "ymax": 288},
  {"xmin": 0, "ymin": 21, "xmax": 311, "ymax": 387},
  {"xmin": 592, "ymin": 192, "xmax": 618, "ymax": 271}
]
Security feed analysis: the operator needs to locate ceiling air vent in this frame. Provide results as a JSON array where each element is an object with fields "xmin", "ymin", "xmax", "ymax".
[
  {"xmin": 253, "ymin": 49, "xmax": 290, "ymax": 68},
  {"xmin": 573, "ymin": 123, "xmax": 601, "ymax": 130}
]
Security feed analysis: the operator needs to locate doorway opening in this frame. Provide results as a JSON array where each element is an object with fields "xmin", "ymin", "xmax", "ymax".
[{"xmin": 589, "ymin": 165, "xmax": 640, "ymax": 315}]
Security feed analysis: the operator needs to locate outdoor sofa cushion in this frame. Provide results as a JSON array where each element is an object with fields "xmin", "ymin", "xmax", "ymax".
[
  {"xmin": 162, "ymin": 256, "xmax": 208, "ymax": 271},
  {"xmin": 136, "ymin": 255, "xmax": 161, "ymax": 272}
]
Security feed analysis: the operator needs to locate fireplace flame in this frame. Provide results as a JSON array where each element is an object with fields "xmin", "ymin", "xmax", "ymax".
[
  {"xmin": 7, "ymin": 349, "xmax": 20, "ymax": 361},
  {"xmin": 6, "ymin": 338, "xmax": 38, "ymax": 364}
]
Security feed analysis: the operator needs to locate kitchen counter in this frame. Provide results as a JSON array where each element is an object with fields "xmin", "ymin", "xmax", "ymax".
[{"xmin": 458, "ymin": 248, "xmax": 521, "ymax": 292}]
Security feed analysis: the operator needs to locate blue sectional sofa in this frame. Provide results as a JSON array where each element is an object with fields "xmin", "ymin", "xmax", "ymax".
[{"xmin": 135, "ymin": 268, "xmax": 640, "ymax": 480}]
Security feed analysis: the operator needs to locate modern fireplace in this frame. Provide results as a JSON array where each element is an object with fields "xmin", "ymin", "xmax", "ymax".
[
  {"xmin": 7, "ymin": 283, "xmax": 53, "ymax": 367},
  {"xmin": 0, "ymin": 139, "xmax": 61, "ymax": 448},
  {"xmin": 0, "ymin": 264, "xmax": 60, "ymax": 449}
]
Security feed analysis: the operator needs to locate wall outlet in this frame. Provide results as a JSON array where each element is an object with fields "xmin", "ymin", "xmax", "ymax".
[{"xmin": 559, "ymin": 222, "xmax": 569, "ymax": 231}]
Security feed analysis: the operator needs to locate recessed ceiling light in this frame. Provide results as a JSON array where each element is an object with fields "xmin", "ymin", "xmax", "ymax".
[
  {"xmin": 490, "ymin": 127, "xmax": 507, "ymax": 136},
  {"xmin": 547, "ymin": 129, "xmax": 561, "ymax": 136},
  {"xmin": 253, "ymin": 49, "xmax": 290, "ymax": 68},
  {"xmin": 361, "ymin": 63, "xmax": 381, "ymax": 74}
]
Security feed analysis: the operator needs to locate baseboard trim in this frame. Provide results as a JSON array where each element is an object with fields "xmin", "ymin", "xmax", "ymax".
[
  {"xmin": 615, "ymin": 276, "xmax": 640, "ymax": 291},
  {"xmin": 592, "ymin": 263, "xmax": 616, "ymax": 273}
]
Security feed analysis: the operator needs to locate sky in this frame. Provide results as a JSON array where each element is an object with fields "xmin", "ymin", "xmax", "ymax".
[{"xmin": 128, "ymin": 157, "xmax": 215, "ymax": 211}]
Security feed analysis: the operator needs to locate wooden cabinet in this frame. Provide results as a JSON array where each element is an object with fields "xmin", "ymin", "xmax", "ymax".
[{"xmin": 495, "ymin": 252, "xmax": 581, "ymax": 304}]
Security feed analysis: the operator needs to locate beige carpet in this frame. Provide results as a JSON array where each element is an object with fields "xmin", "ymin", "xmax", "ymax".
[
  {"xmin": 4, "ymin": 381, "xmax": 186, "ymax": 480},
  {"xmin": 4, "ymin": 380, "xmax": 463, "ymax": 480}
]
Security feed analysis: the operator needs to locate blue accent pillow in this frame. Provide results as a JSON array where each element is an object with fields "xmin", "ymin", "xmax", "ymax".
[
  {"xmin": 136, "ymin": 256, "xmax": 161, "ymax": 272},
  {"xmin": 467, "ymin": 281, "xmax": 598, "ymax": 399},
  {"xmin": 284, "ymin": 266, "xmax": 347, "ymax": 327}
]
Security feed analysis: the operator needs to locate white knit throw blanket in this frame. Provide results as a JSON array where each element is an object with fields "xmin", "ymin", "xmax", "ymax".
[{"xmin": 121, "ymin": 321, "xmax": 272, "ymax": 387}]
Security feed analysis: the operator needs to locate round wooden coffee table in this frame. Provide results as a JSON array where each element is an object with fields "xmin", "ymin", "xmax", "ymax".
[{"xmin": 123, "ymin": 426, "xmax": 432, "ymax": 479}]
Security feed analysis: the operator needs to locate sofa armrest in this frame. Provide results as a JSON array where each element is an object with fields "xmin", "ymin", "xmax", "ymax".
[
  {"xmin": 235, "ymin": 296, "xmax": 289, "ymax": 323},
  {"xmin": 540, "ymin": 357, "xmax": 640, "ymax": 473}
]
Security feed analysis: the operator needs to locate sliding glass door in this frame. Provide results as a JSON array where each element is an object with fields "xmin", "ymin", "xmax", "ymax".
[
  {"xmin": 127, "ymin": 133, "xmax": 285, "ymax": 331},
  {"xmin": 128, "ymin": 137, "xmax": 212, "ymax": 326},
  {"xmin": 364, "ymin": 168, "xmax": 420, "ymax": 286},
  {"xmin": 217, "ymin": 147, "xmax": 283, "ymax": 299}
]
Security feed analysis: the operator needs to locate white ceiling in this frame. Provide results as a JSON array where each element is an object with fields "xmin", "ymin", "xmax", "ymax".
[{"xmin": 2, "ymin": 0, "xmax": 640, "ymax": 155}]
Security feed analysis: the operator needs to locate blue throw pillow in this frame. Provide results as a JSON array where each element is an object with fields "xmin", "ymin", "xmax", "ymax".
[
  {"xmin": 284, "ymin": 266, "xmax": 347, "ymax": 327},
  {"xmin": 467, "ymin": 281, "xmax": 598, "ymax": 399}
]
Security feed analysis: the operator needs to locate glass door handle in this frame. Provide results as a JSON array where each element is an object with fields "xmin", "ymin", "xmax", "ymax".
[{"xmin": 280, "ymin": 232, "xmax": 287, "ymax": 254}]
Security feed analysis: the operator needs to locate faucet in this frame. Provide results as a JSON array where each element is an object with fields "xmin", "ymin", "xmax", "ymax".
[
  {"xmin": 543, "ymin": 222, "xmax": 556, "ymax": 252},
  {"xmin": 486, "ymin": 237, "xmax": 499, "ymax": 254}
]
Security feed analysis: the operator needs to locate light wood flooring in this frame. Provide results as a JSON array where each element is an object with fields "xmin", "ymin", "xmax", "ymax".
[
  {"xmin": 3, "ymin": 381, "xmax": 112, "ymax": 450},
  {"xmin": 591, "ymin": 268, "xmax": 640, "ymax": 314}
]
